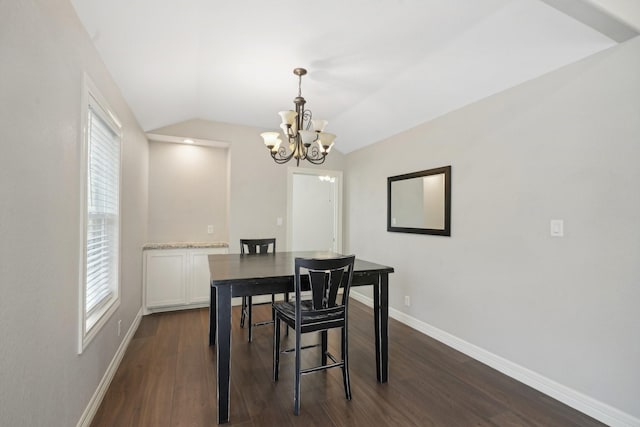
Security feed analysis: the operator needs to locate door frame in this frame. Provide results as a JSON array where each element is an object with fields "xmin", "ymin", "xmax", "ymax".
[{"xmin": 287, "ymin": 167, "xmax": 343, "ymax": 253}]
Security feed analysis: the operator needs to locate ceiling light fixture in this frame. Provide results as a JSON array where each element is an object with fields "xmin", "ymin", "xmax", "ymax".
[{"xmin": 261, "ymin": 68, "xmax": 335, "ymax": 166}]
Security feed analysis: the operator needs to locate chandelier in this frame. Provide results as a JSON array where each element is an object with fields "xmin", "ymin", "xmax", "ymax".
[{"xmin": 260, "ymin": 68, "xmax": 335, "ymax": 166}]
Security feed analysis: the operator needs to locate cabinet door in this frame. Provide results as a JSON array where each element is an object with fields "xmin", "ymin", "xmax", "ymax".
[
  {"xmin": 188, "ymin": 248, "xmax": 228, "ymax": 304},
  {"xmin": 145, "ymin": 251, "xmax": 187, "ymax": 308}
]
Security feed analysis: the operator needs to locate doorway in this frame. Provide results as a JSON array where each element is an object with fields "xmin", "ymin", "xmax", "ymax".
[{"xmin": 287, "ymin": 168, "xmax": 343, "ymax": 252}]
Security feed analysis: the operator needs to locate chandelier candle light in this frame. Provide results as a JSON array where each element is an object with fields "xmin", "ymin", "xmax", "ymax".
[{"xmin": 261, "ymin": 68, "xmax": 335, "ymax": 166}]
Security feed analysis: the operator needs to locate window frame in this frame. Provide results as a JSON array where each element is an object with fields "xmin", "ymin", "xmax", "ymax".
[{"xmin": 78, "ymin": 74, "xmax": 123, "ymax": 353}]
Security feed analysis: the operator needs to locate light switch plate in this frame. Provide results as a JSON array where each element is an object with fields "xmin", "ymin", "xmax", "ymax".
[{"xmin": 550, "ymin": 219, "xmax": 564, "ymax": 237}]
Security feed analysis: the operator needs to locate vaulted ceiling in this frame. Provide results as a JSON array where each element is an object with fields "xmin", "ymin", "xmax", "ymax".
[{"xmin": 70, "ymin": 0, "xmax": 637, "ymax": 153}]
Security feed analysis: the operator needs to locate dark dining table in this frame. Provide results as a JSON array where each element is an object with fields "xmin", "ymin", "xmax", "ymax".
[{"xmin": 208, "ymin": 250, "xmax": 394, "ymax": 424}]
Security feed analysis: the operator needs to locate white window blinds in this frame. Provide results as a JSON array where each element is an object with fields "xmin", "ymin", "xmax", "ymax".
[{"xmin": 85, "ymin": 98, "xmax": 120, "ymax": 318}]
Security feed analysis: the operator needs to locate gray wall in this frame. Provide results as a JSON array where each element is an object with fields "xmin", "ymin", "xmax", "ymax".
[
  {"xmin": 346, "ymin": 37, "xmax": 640, "ymax": 419},
  {"xmin": 0, "ymin": 1, "xmax": 149, "ymax": 425},
  {"xmin": 150, "ymin": 119, "xmax": 346, "ymax": 253},
  {"xmin": 147, "ymin": 141, "xmax": 229, "ymax": 243}
]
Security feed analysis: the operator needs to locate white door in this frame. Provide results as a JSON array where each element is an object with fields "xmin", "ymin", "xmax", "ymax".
[{"xmin": 288, "ymin": 168, "xmax": 342, "ymax": 252}]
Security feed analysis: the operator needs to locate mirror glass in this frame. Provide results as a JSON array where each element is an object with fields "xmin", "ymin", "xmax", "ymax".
[{"xmin": 387, "ymin": 166, "xmax": 451, "ymax": 235}]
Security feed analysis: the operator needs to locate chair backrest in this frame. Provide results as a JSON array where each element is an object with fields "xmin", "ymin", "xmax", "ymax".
[
  {"xmin": 294, "ymin": 255, "xmax": 355, "ymax": 322},
  {"xmin": 240, "ymin": 238, "xmax": 276, "ymax": 254}
]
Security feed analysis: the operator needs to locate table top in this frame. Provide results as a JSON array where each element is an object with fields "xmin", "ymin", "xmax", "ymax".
[{"xmin": 208, "ymin": 251, "xmax": 394, "ymax": 285}]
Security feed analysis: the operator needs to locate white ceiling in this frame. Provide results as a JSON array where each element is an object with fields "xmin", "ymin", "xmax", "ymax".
[{"xmin": 70, "ymin": 0, "xmax": 636, "ymax": 153}]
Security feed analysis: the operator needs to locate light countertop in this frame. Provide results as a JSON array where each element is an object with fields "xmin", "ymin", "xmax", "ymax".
[{"xmin": 143, "ymin": 241, "xmax": 229, "ymax": 250}]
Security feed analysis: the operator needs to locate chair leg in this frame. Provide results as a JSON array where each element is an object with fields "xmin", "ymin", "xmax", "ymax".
[
  {"xmin": 321, "ymin": 330, "xmax": 328, "ymax": 366},
  {"xmin": 273, "ymin": 316, "xmax": 280, "ymax": 382},
  {"xmin": 284, "ymin": 292, "xmax": 290, "ymax": 337},
  {"xmin": 342, "ymin": 326, "xmax": 351, "ymax": 400},
  {"xmin": 271, "ymin": 294, "xmax": 276, "ymax": 321},
  {"xmin": 247, "ymin": 296, "xmax": 253, "ymax": 342},
  {"xmin": 240, "ymin": 296, "xmax": 247, "ymax": 328},
  {"xmin": 294, "ymin": 326, "xmax": 301, "ymax": 415}
]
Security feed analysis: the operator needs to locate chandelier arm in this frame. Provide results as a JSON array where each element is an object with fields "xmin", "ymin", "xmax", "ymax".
[
  {"xmin": 294, "ymin": 100, "xmax": 305, "ymax": 138},
  {"xmin": 302, "ymin": 144, "xmax": 324, "ymax": 163},
  {"xmin": 297, "ymin": 139, "xmax": 309, "ymax": 162},
  {"xmin": 285, "ymin": 125, "xmax": 295, "ymax": 139},
  {"xmin": 308, "ymin": 144, "xmax": 323, "ymax": 159},
  {"xmin": 270, "ymin": 146, "xmax": 297, "ymax": 164},
  {"xmin": 271, "ymin": 153, "xmax": 295, "ymax": 164},
  {"xmin": 302, "ymin": 110, "xmax": 313, "ymax": 130},
  {"xmin": 304, "ymin": 154, "xmax": 327, "ymax": 165}
]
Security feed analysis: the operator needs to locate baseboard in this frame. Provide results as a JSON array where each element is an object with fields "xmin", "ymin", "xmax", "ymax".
[
  {"xmin": 349, "ymin": 292, "xmax": 639, "ymax": 427},
  {"xmin": 76, "ymin": 308, "xmax": 143, "ymax": 427}
]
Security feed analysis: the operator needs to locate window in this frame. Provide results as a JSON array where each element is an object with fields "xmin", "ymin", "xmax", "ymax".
[{"xmin": 79, "ymin": 76, "xmax": 122, "ymax": 352}]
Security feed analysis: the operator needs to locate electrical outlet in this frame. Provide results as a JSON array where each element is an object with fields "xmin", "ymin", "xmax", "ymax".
[
  {"xmin": 404, "ymin": 296, "xmax": 410, "ymax": 307},
  {"xmin": 207, "ymin": 225, "xmax": 214, "ymax": 234},
  {"xmin": 550, "ymin": 219, "xmax": 563, "ymax": 237},
  {"xmin": 117, "ymin": 319, "xmax": 122, "ymax": 337}
]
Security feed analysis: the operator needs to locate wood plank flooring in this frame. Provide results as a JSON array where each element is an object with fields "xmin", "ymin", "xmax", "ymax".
[{"xmin": 91, "ymin": 301, "xmax": 604, "ymax": 426}]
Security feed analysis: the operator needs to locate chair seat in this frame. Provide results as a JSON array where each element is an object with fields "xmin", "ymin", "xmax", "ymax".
[{"xmin": 273, "ymin": 300, "xmax": 345, "ymax": 327}]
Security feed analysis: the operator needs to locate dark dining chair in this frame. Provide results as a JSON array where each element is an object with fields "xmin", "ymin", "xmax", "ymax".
[
  {"xmin": 239, "ymin": 238, "xmax": 279, "ymax": 342},
  {"xmin": 272, "ymin": 255, "xmax": 355, "ymax": 415}
]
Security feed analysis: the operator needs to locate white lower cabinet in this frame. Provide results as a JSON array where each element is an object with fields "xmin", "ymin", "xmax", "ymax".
[
  {"xmin": 143, "ymin": 246, "xmax": 228, "ymax": 314},
  {"xmin": 188, "ymin": 249, "xmax": 221, "ymax": 304},
  {"xmin": 145, "ymin": 250, "xmax": 187, "ymax": 310}
]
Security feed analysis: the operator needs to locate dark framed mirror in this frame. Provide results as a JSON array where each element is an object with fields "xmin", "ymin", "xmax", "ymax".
[{"xmin": 387, "ymin": 166, "xmax": 451, "ymax": 236}]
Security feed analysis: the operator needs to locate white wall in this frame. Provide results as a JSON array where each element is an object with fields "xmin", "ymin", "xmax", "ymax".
[
  {"xmin": 0, "ymin": 1, "xmax": 148, "ymax": 425},
  {"xmin": 147, "ymin": 140, "xmax": 228, "ymax": 243},
  {"xmin": 149, "ymin": 119, "xmax": 346, "ymax": 253},
  {"xmin": 346, "ymin": 37, "xmax": 640, "ymax": 421}
]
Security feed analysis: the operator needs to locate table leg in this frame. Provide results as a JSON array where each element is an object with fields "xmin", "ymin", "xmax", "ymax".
[
  {"xmin": 215, "ymin": 285, "xmax": 232, "ymax": 424},
  {"xmin": 209, "ymin": 286, "xmax": 217, "ymax": 346},
  {"xmin": 373, "ymin": 273, "xmax": 389, "ymax": 383}
]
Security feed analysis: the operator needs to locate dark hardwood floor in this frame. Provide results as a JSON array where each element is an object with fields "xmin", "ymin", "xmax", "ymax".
[{"xmin": 91, "ymin": 301, "xmax": 604, "ymax": 426}]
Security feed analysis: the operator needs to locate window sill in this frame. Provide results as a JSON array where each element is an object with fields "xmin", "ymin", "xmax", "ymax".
[{"xmin": 79, "ymin": 296, "xmax": 120, "ymax": 354}]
